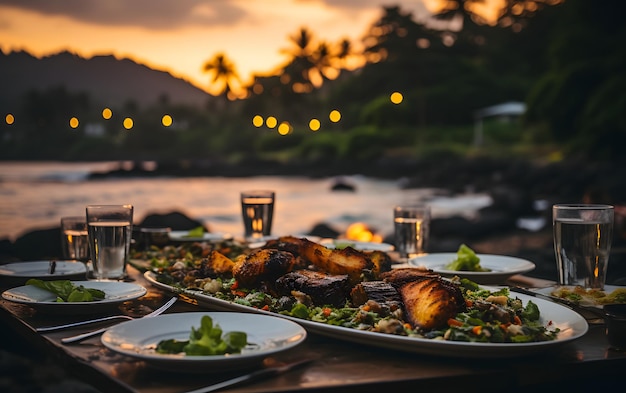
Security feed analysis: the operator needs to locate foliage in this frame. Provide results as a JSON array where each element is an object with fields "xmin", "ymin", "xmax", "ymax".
[
  {"xmin": 524, "ymin": 0, "xmax": 626, "ymax": 162},
  {"xmin": 1, "ymin": 0, "xmax": 620, "ymax": 168}
]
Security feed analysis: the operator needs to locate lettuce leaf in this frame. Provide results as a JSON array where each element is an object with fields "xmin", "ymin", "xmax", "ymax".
[
  {"xmin": 156, "ymin": 315, "xmax": 247, "ymax": 356},
  {"xmin": 444, "ymin": 244, "xmax": 491, "ymax": 272},
  {"xmin": 26, "ymin": 279, "xmax": 105, "ymax": 302}
]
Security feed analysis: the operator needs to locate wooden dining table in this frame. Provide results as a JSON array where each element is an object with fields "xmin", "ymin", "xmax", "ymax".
[{"xmin": 1, "ymin": 264, "xmax": 625, "ymax": 393}]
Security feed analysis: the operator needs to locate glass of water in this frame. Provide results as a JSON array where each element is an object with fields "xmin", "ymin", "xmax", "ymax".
[
  {"xmin": 86, "ymin": 204, "xmax": 133, "ymax": 280},
  {"xmin": 553, "ymin": 204, "xmax": 614, "ymax": 289},
  {"xmin": 60, "ymin": 216, "xmax": 89, "ymax": 261},
  {"xmin": 393, "ymin": 205, "xmax": 431, "ymax": 260},
  {"xmin": 240, "ymin": 190, "xmax": 275, "ymax": 241}
]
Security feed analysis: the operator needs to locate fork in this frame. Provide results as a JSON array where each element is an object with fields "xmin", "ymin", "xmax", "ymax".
[
  {"xmin": 60, "ymin": 297, "xmax": 177, "ymax": 344},
  {"xmin": 183, "ymin": 357, "xmax": 317, "ymax": 393},
  {"xmin": 37, "ymin": 314, "xmax": 135, "ymax": 332}
]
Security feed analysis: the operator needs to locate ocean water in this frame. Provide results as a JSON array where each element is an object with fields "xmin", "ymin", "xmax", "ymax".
[{"xmin": 0, "ymin": 161, "xmax": 492, "ymax": 241}]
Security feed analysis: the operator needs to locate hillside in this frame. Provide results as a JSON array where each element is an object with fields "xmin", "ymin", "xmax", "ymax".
[{"xmin": 0, "ymin": 50, "xmax": 213, "ymax": 109}]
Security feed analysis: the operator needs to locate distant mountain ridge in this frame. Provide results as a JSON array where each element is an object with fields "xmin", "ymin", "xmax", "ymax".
[{"xmin": 0, "ymin": 50, "xmax": 213, "ymax": 109}]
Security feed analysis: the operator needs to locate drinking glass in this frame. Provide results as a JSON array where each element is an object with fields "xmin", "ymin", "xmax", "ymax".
[
  {"xmin": 240, "ymin": 190, "xmax": 275, "ymax": 241},
  {"xmin": 553, "ymin": 204, "xmax": 614, "ymax": 289},
  {"xmin": 137, "ymin": 227, "xmax": 171, "ymax": 251},
  {"xmin": 393, "ymin": 205, "xmax": 430, "ymax": 260},
  {"xmin": 60, "ymin": 216, "xmax": 89, "ymax": 261},
  {"xmin": 86, "ymin": 204, "xmax": 133, "ymax": 280}
]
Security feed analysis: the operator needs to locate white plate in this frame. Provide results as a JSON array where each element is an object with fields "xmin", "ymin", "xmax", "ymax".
[
  {"xmin": 101, "ymin": 312, "xmax": 307, "ymax": 372},
  {"xmin": 168, "ymin": 231, "xmax": 233, "ymax": 242},
  {"xmin": 534, "ymin": 285, "xmax": 626, "ymax": 308},
  {"xmin": 320, "ymin": 239, "xmax": 394, "ymax": 252},
  {"xmin": 2, "ymin": 280, "xmax": 147, "ymax": 314},
  {"xmin": 407, "ymin": 253, "xmax": 536, "ymax": 285},
  {"xmin": 0, "ymin": 260, "xmax": 87, "ymax": 281},
  {"xmin": 144, "ymin": 272, "xmax": 587, "ymax": 358}
]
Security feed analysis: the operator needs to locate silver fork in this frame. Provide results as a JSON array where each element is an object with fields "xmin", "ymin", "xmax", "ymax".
[{"xmin": 60, "ymin": 297, "xmax": 177, "ymax": 344}]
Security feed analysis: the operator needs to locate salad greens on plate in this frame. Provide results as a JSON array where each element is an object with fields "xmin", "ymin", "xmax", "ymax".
[
  {"xmin": 156, "ymin": 315, "xmax": 248, "ymax": 356},
  {"xmin": 444, "ymin": 244, "xmax": 491, "ymax": 272},
  {"xmin": 26, "ymin": 279, "xmax": 105, "ymax": 302}
]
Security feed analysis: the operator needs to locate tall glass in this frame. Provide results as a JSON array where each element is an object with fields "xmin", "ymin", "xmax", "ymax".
[
  {"xmin": 393, "ymin": 205, "xmax": 431, "ymax": 260},
  {"xmin": 86, "ymin": 204, "xmax": 133, "ymax": 280},
  {"xmin": 240, "ymin": 190, "xmax": 275, "ymax": 241},
  {"xmin": 553, "ymin": 204, "xmax": 614, "ymax": 289},
  {"xmin": 60, "ymin": 216, "xmax": 89, "ymax": 261}
]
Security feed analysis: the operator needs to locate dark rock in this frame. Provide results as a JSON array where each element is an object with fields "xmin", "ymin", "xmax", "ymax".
[
  {"xmin": 0, "ymin": 238, "xmax": 17, "ymax": 263},
  {"xmin": 138, "ymin": 211, "xmax": 207, "ymax": 231},
  {"xmin": 307, "ymin": 223, "xmax": 340, "ymax": 239},
  {"xmin": 430, "ymin": 216, "xmax": 474, "ymax": 238},
  {"xmin": 330, "ymin": 177, "xmax": 356, "ymax": 192},
  {"xmin": 13, "ymin": 227, "xmax": 62, "ymax": 261},
  {"xmin": 482, "ymin": 185, "xmax": 535, "ymax": 217}
]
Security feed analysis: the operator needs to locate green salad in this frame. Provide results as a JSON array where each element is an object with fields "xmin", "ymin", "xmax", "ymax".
[
  {"xmin": 26, "ymin": 279, "xmax": 105, "ymax": 302},
  {"xmin": 444, "ymin": 244, "xmax": 491, "ymax": 272},
  {"xmin": 156, "ymin": 315, "xmax": 248, "ymax": 356}
]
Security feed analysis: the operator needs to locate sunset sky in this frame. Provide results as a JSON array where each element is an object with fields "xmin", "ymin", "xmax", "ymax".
[{"xmin": 0, "ymin": 0, "xmax": 451, "ymax": 95}]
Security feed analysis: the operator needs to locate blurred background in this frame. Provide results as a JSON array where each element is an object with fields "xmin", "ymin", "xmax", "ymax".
[{"xmin": 2, "ymin": 0, "xmax": 623, "ymax": 165}]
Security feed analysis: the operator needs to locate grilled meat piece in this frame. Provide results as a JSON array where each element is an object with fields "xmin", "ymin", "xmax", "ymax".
[
  {"xmin": 350, "ymin": 281, "xmax": 402, "ymax": 309},
  {"xmin": 199, "ymin": 250, "xmax": 235, "ymax": 277},
  {"xmin": 232, "ymin": 248, "xmax": 295, "ymax": 287},
  {"xmin": 367, "ymin": 250, "xmax": 393, "ymax": 276},
  {"xmin": 263, "ymin": 237, "xmax": 302, "ymax": 255},
  {"xmin": 398, "ymin": 277, "xmax": 465, "ymax": 330},
  {"xmin": 380, "ymin": 267, "xmax": 438, "ymax": 288},
  {"xmin": 268, "ymin": 236, "xmax": 375, "ymax": 284},
  {"xmin": 381, "ymin": 268, "xmax": 465, "ymax": 330},
  {"xmin": 275, "ymin": 270, "xmax": 352, "ymax": 307}
]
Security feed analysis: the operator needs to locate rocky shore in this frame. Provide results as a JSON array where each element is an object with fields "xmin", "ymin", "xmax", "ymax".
[{"xmin": 3, "ymin": 157, "xmax": 626, "ymax": 282}]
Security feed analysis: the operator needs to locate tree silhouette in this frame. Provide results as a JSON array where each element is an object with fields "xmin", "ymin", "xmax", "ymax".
[
  {"xmin": 336, "ymin": 38, "xmax": 353, "ymax": 68},
  {"xmin": 278, "ymin": 27, "xmax": 351, "ymax": 93},
  {"xmin": 280, "ymin": 27, "xmax": 319, "ymax": 93},
  {"xmin": 202, "ymin": 53, "xmax": 241, "ymax": 99},
  {"xmin": 431, "ymin": 0, "xmax": 562, "ymax": 27}
]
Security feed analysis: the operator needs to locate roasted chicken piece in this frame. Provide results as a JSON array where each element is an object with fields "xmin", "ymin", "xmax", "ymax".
[
  {"xmin": 275, "ymin": 270, "xmax": 352, "ymax": 307},
  {"xmin": 266, "ymin": 236, "xmax": 375, "ymax": 284},
  {"xmin": 396, "ymin": 277, "xmax": 465, "ymax": 330},
  {"xmin": 199, "ymin": 250, "xmax": 235, "ymax": 277},
  {"xmin": 232, "ymin": 248, "xmax": 295, "ymax": 287},
  {"xmin": 381, "ymin": 268, "xmax": 464, "ymax": 330}
]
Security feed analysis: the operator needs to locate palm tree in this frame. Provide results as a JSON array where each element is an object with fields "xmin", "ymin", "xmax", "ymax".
[
  {"xmin": 335, "ymin": 38, "xmax": 353, "ymax": 68},
  {"xmin": 280, "ymin": 27, "xmax": 354, "ymax": 91},
  {"xmin": 432, "ymin": 0, "xmax": 561, "ymax": 27},
  {"xmin": 280, "ymin": 27, "xmax": 318, "ymax": 91},
  {"xmin": 202, "ymin": 53, "xmax": 241, "ymax": 98}
]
